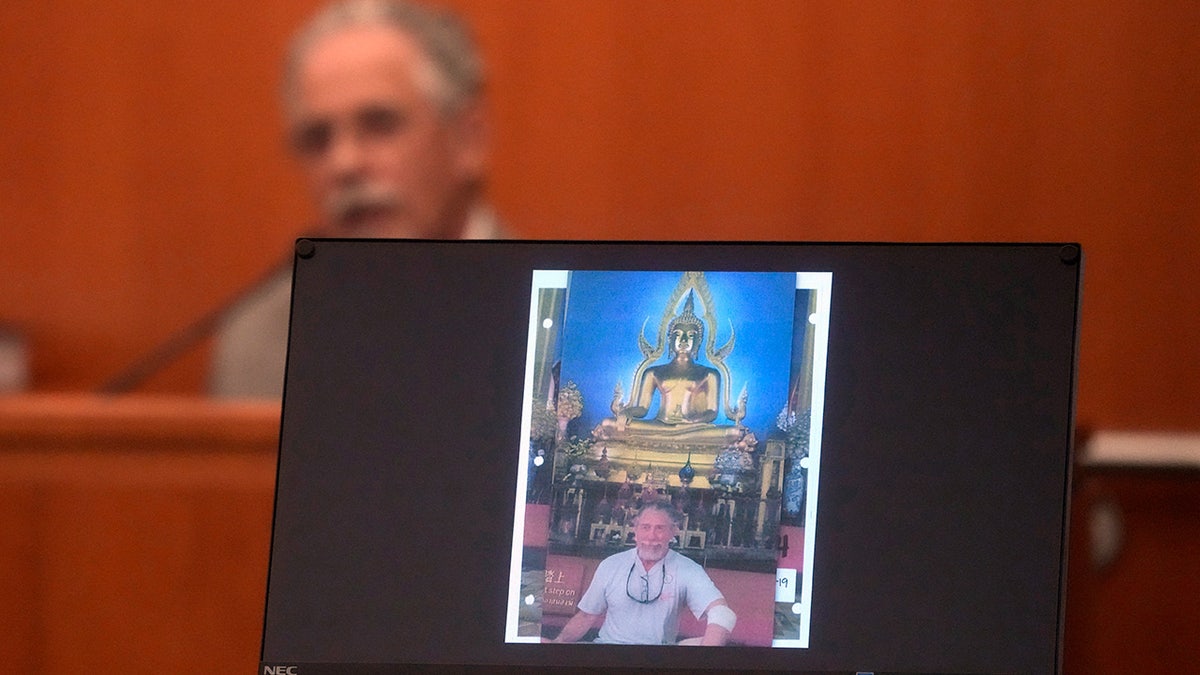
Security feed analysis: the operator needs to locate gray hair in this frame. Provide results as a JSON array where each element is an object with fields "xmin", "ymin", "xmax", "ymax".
[
  {"xmin": 633, "ymin": 501, "xmax": 681, "ymax": 529},
  {"xmin": 283, "ymin": 0, "xmax": 485, "ymax": 116}
]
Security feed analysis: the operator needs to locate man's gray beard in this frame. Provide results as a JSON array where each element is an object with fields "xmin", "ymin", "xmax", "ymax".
[{"xmin": 637, "ymin": 546, "xmax": 669, "ymax": 565}]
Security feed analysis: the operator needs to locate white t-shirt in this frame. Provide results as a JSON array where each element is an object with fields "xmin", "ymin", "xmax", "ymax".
[{"xmin": 576, "ymin": 548, "xmax": 724, "ymax": 645}]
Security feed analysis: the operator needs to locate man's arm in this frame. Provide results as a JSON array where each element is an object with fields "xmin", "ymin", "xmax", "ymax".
[
  {"xmin": 699, "ymin": 599, "xmax": 735, "ymax": 646},
  {"xmin": 550, "ymin": 610, "xmax": 602, "ymax": 643}
]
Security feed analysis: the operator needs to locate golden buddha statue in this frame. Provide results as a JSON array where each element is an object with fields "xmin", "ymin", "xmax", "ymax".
[
  {"xmin": 591, "ymin": 273, "xmax": 749, "ymax": 482},
  {"xmin": 627, "ymin": 303, "xmax": 719, "ymax": 425}
]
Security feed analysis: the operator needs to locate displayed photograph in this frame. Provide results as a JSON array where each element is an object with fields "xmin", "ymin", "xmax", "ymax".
[{"xmin": 507, "ymin": 270, "xmax": 831, "ymax": 649}]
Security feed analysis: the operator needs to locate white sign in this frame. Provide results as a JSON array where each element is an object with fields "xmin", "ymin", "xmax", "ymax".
[{"xmin": 775, "ymin": 568, "xmax": 797, "ymax": 603}]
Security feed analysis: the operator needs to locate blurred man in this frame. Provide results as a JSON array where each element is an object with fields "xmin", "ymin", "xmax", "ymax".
[
  {"xmin": 210, "ymin": 0, "xmax": 497, "ymax": 397},
  {"xmin": 549, "ymin": 502, "xmax": 736, "ymax": 646}
]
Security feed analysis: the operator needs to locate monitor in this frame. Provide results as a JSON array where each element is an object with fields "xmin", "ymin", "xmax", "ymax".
[{"xmin": 261, "ymin": 240, "xmax": 1082, "ymax": 675}]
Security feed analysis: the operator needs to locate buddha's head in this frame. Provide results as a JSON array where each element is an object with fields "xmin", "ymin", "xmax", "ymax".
[{"xmin": 667, "ymin": 292, "xmax": 704, "ymax": 362}]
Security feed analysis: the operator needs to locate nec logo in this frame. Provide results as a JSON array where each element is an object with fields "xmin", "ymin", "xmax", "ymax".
[{"xmin": 263, "ymin": 667, "xmax": 298, "ymax": 675}]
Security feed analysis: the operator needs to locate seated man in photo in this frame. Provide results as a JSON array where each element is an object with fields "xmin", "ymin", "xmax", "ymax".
[{"xmin": 550, "ymin": 502, "xmax": 736, "ymax": 646}]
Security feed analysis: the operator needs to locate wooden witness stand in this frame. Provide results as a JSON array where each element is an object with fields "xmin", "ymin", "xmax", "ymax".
[
  {"xmin": 0, "ymin": 394, "xmax": 279, "ymax": 673},
  {"xmin": 2, "ymin": 396, "xmax": 1197, "ymax": 673}
]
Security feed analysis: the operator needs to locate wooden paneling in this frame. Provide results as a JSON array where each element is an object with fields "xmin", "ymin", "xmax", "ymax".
[
  {"xmin": 0, "ymin": 2, "xmax": 1197, "ymax": 430},
  {"xmin": 0, "ymin": 395, "xmax": 278, "ymax": 674},
  {"xmin": 1064, "ymin": 467, "xmax": 1200, "ymax": 673}
]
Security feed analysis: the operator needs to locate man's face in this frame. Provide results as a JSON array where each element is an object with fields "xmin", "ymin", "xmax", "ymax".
[
  {"xmin": 633, "ymin": 508, "xmax": 676, "ymax": 564},
  {"xmin": 287, "ymin": 24, "xmax": 485, "ymax": 238}
]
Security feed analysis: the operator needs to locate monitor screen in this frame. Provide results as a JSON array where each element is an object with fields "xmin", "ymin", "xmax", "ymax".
[{"xmin": 262, "ymin": 241, "xmax": 1082, "ymax": 675}]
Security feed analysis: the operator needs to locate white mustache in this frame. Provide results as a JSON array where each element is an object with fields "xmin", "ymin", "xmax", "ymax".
[{"xmin": 325, "ymin": 184, "xmax": 401, "ymax": 224}]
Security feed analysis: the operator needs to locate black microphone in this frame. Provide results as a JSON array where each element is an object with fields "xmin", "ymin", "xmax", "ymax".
[{"xmin": 97, "ymin": 245, "xmax": 301, "ymax": 395}]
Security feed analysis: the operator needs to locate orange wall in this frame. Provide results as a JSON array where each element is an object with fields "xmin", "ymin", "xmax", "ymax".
[{"xmin": 1, "ymin": 1, "xmax": 1197, "ymax": 429}]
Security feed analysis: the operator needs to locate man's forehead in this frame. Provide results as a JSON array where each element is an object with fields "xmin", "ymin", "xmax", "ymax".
[
  {"xmin": 304, "ymin": 23, "xmax": 423, "ymax": 74},
  {"xmin": 638, "ymin": 510, "xmax": 674, "ymax": 525},
  {"xmin": 291, "ymin": 23, "xmax": 433, "ymax": 117}
]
